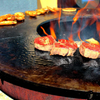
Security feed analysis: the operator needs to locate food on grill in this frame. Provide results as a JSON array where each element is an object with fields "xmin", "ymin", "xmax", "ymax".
[
  {"xmin": 62, "ymin": 8, "xmax": 77, "ymax": 12},
  {"xmin": 0, "ymin": 12, "xmax": 25, "ymax": 25},
  {"xmin": 14, "ymin": 12, "xmax": 25, "ymax": 21},
  {"xmin": 43, "ymin": 7, "xmax": 49, "ymax": 13},
  {"xmin": 79, "ymin": 38, "xmax": 100, "ymax": 59},
  {"xmin": 48, "ymin": 7, "xmax": 61, "ymax": 13},
  {"xmin": 0, "ymin": 14, "xmax": 13, "ymax": 22},
  {"xmin": 36, "ymin": 9, "xmax": 46, "ymax": 15},
  {"xmin": 0, "ymin": 21, "xmax": 17, "ymax": 25},
  {"xmin": 25, "ymin": 7, "xmax": 61, "ymax": 17},
  {"xmin": 50, "ymin": 39, "xmax": 78, "ymax": 56},
  {"xmin": 34, "ymin": 35, "xmax": 56, "ymax": 51},
  {"xmin": 6, "ymin": 15, "xmax": 15, "ymax": 21},
  {"xmin": 25, "ymin": 11, "xmax": 37, "ymax": 17},
  {"xmin": 85, "ymin": 38, "xmax": 99, "ymax": 45}
]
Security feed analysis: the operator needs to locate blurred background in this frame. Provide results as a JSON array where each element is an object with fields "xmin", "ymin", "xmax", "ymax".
[
  {"xmin": 0, "ymin": 0, "xmax": 37, "ymax": 16},
  {"xmin": 0, "ymin": 0, "xmax": 100, "ymax": 16}
]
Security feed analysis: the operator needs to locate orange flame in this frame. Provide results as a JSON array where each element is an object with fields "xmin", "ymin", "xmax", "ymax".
[
  {"xmin": 40, "ymin": 26, "xmax": 49, "ymax": 36},
  {"xmin": 50, "ymin": 27, "xmax": 56, "ymax": 39},
  {"xmin": 77, "ymin": 29, "xmax": 83, "ymax": 42},
  {"xmin": 40, "ymin": 26, "xmax": 56, "ymax": 39},
  {"xmin": 50, "ymin": 21, "xmax": 57, "ymax": 39},
  {"xmin": 68, "ymin": 34, "xmax": 73, "ymax": 41},
  {"xmin": 73, "ymin": 0, "xmax": 93, "ymax": 23},
  {"xmin": 72, "ymin": 0, "xmax": 100, "ymax": 42},
  {"xmin": 73, "ymin": 9, "xmax": 83, "ymax": 24}
]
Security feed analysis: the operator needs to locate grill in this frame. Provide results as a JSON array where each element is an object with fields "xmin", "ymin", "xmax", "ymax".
[{"xmin": 0, "ymin": 9, "xmax": 100, "ymax": 99}]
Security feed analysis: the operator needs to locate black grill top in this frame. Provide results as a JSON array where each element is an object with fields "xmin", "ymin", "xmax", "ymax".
[{"xmin": 0, "ymin": 11, "xmax": 100, "ymax": 99}]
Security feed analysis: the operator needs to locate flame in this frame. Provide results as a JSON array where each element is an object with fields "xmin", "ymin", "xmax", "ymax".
[
  {"xmin": 72, "ymin": 0, "xmax": 100, "ymax": 42},
  {"xmin": 73, "ymin": 9, "xmax": 84, "ymax": 24},
  {"xmin": 78, "ymin": 29, "xmax": 83, "ymax": 42},
  {"xmin": 68, "ymin": 34, "xmax": 73, "ymax": 41},
  {"xmin": 41, "ymin": 1, "xmax": 100, "ymax": 43},
  {"xmin": 50, "ymin": 21, "xmax": 57, "ymax": 39},
  {"xmin": 73, "ymin": 0, "xmax": 93, "ymax": 23},
  {"xmin": 50, "ymin": 27, "xmax": 56, "ymax": 39},
  {"xmin": 40, "ymin": 26, "xmax": 56, "ymax": 39},
  {"xmin": 40, "ymin": 26, "xmax": 49, "ymax": 36}
]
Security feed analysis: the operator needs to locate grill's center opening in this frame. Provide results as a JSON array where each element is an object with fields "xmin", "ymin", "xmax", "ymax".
[{"xmin": 37, "ymin": 16, "xmax": 100, "ymax": 42}]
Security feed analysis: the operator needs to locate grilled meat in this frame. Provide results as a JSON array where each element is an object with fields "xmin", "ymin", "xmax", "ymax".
[
  {"xmin": 34, "ymin": 35, "xmax": 56, "ymax": 51},
  {"xmin": 50, "ymin": 39, "xmax": 78, "ymax": 56},
  {"xmin": 79, "ymin": 42, "xmax": 100, "ymax": 59}
]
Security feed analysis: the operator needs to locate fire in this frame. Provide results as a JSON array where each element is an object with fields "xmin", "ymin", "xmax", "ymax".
[
  {"xmin": 72, "ymin": 0, "xmax": 100, "ymax": 42},
  {"xmin": 50, "ymin": 27, "xmax": 56, "ymax": 39},
  {"xmin": 86, "ymin": 16, "xmax": 97, "ymax": 26},
  {"xmin": 73, "ymin": 0, "xmax": 97, "ymax": 22},
  {"xmin": 77, "ymin": 29, "xmax": 83, "ymax": 42},
  {"xmin": 50, "ymin": 21, "xmax": 57, "ymax": 39},
  {"xmin": 41, "ymin": 0, "xmax": 100, "ymax": 43},
  {"xmin": 40, "ymin": 26, "xmax": 56, "ymax": 39},
  {"xmin": 40, "ymin": 26, "xmax": 49, "ymax": 36},
  {"xmin": 68, "ymin": 34, "xmax": 73, "ymax": 41}
]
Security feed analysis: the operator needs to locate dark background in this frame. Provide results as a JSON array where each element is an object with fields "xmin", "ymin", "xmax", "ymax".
[{"xmin": 58, "ymin": 0, "xmax": 100, "ymax": 8}]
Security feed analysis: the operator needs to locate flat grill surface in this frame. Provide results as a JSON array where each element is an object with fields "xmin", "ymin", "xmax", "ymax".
[{"xmin": 0, "ymin": 12, "xmax": 100, "ymax": 98}]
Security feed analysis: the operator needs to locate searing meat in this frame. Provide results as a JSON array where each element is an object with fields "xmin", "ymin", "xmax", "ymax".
[
  {"xmin": 34, "ymin": 35, "xmax": 56, "ymax": 51},
  {"xmin": 50, "ymin": 39, "xmax": 78, "ymax": 56},
  {"xmin": 79, "ymin": 38, "xmax": 100, "ymax": 59}
]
